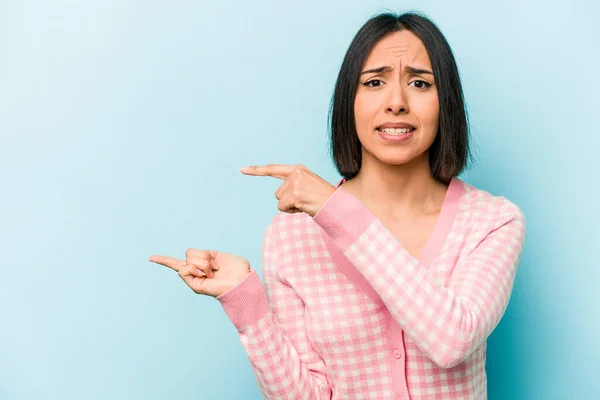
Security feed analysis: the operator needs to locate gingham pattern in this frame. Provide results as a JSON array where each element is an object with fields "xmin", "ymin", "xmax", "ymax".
[{"xmin": 216, "ymin": 179, "xmax": 526, "ymax": 399}]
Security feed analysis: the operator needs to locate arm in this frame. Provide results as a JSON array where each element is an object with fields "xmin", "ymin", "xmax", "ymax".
[
  {"xmin": 216, "ymin": 219, "xmax": 332, "ymax": 399},
  {"xmin": 313, "ymin": 188, "xmax": 526, "ymax": 369}
]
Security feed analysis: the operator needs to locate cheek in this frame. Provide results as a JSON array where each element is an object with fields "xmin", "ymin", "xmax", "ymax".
[
  {"xmin": 354, "ymin": 95, "xmax": 379, "ymax": 131},
  {"xmin": 414, "ymin": 96, "xmax": 439, "ymax": 130}
]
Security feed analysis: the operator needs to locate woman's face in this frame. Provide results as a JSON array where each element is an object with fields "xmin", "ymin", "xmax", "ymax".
[{"xmin": 354, "ymin": 30, "xmax": 439, "ymax": 167}]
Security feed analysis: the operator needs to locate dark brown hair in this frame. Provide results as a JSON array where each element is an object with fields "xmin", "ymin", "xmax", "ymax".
[{"xmin": 328, "ymin": 11, "xmax": 471, "ymax": 183}]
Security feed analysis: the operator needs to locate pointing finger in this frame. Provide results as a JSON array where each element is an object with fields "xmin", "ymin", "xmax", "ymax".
[
  {"xmin": 239, "ymin": 164, "xmax": 294, "ymax": 179},
  {"xmin": 148, "ymin": 255, "xmax": 186, "ymax": 272}
]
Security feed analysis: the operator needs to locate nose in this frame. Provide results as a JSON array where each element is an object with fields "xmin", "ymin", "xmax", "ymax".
[{"xmin": 386, "ymin": 84, "xmax": 409, "ymax": 115}]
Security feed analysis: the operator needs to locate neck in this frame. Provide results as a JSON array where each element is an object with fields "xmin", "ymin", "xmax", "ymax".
[{"xmin": 342, "ymin": 152, "xmax": 448, "ymax": 217}]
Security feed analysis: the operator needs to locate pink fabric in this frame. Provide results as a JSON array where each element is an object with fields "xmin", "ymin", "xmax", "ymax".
[
  {"xmin": 316, "ymin": 177, "xmax": 463, "ymax": 307},
  {"xmin": 217, "ymin": 177, "xmax": 526, "ymax": 399}
]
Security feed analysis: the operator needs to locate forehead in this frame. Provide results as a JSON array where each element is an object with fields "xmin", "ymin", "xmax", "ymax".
[{"xmin": 364, "ymin": 30, "xmax": 431, "ymax": 67}]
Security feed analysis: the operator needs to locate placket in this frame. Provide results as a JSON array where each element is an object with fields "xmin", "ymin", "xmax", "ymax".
[{"xmin": 386, "ymin": 310, "xmax": 410, "ymax": 400}]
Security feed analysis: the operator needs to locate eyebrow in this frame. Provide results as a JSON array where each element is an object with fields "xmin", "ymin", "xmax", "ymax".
[{"xmin": 360, "ymin": 65, "xmax": 434, "ymax": 75}]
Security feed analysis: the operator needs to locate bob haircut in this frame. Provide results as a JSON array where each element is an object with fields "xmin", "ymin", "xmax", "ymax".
[{"xmin": 328, "ymin": 11, "xmax": 471, "ymax": 183}]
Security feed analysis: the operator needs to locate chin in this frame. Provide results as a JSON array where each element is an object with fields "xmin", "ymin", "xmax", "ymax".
[
  {"xmin": 366, "ymin": 147, "xmax": 416, "ymax": 166},
  {"xmin": 379, "ymin": 155, "xmax": 415, "ymax": 166}
]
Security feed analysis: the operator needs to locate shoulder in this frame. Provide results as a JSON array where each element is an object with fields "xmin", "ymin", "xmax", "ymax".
[
  {"xmin": 261, "ymin": 212, "xmax": 321, "ymax": 279},
  {"xmin": 459, "ymin": 179, "xmax": 526, "ymax": 231}
]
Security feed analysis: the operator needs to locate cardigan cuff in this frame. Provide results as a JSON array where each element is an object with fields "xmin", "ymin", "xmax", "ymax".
[
  {"xmin": 313, "ymin": 187, "xmax": 375, "ymax": 252},
  {"xmin": 215, "ymin": 268, "xmax": 269, "ymax": 331}
]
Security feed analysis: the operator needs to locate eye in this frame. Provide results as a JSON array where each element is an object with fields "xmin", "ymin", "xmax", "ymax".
[
  {"xmin": 362, "ymin": 79, "xmax": 385, "ymax": 87},
  {"xmin": 410, "ymin": 79, "xmax": 432, "ymax": 89}
]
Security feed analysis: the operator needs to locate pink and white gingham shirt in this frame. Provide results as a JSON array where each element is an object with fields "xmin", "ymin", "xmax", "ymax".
[{"xmin": 216, "ymin": 177, "xmax": 526, "ymax": 399}]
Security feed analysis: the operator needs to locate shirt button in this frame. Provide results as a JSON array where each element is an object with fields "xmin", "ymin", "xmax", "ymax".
[{"xmin": 393, "ymin": 349, "xmax": 402, "ymax": 359}]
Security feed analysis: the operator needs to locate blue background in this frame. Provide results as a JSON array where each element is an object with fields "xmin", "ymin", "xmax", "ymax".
[{"xmin": 1, "ymin": 0, "xmax": 598, "ymax": 399}]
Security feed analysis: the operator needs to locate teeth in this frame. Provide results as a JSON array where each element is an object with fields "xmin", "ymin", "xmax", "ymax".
[{"xmin": 380, "ymin": 127, "xmax": 414, "ymax": 134}]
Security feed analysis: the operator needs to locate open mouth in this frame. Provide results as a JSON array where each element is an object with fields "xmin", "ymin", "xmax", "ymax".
[{"xmin": 376, "ymin": 127, "xmax": 416, "ymax": 135}]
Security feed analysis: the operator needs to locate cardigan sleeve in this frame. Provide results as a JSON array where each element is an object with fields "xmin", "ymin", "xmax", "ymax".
[
  {"xmin": 313, "ymin": 186, "xmax": 526, "ymax": 369},
  {"xmin": 215, "ymin": 219, "xmax": 332, "ymax": 399}
]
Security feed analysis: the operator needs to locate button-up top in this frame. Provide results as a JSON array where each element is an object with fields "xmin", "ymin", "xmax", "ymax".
[{"xmin": 217, "ymin": 177, "xmax": 526, "ymax": 399}]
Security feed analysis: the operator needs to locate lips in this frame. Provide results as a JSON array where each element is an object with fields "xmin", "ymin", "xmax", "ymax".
[{"xmin": 377, "ymin": 122, "xmax": 416, "ymax": 130}]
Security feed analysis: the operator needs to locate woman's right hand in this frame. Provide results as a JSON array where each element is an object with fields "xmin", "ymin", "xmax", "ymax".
[{"xmin": 148, "ymin": 249, "xmax": 251, "ymax": 298}]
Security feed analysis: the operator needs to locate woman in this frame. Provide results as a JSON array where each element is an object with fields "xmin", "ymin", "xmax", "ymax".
[{"xmin": 149, "ymin": 11, "xmax": 526, "ymax": 400}]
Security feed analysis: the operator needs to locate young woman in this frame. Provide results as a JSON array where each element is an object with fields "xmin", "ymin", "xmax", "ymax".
[{"xmin": 149, "ymin": 11, "xmax": 526, "ymax": 400}]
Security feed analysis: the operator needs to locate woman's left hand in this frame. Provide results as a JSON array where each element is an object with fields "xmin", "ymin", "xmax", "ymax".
[{"xmin": 240, "ymin": 164, "xmax": 337, "ymax": 217}]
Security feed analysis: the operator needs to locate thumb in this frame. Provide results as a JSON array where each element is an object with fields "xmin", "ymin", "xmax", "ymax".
[
  {"xmin": 207, "ymin": 250, "xmax": 219, "ymax": 259},
  {"xmin": 206, "ymin": 250, "xmax": 220, "ymax": 270}
]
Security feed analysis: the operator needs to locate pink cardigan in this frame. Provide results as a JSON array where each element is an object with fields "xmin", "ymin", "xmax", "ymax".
[{"xmin": 216, "ymin": 177, "xmax": 526, "ymax": 399}]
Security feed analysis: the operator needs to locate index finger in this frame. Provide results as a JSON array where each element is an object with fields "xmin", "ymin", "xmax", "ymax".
[
  {"xmin": 240, "ymin": 164, "xmax": 293, "ymax": 179},
  {"xmin": 148, "ymin": 255, "xmax": 186, "ymax": 271}
]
